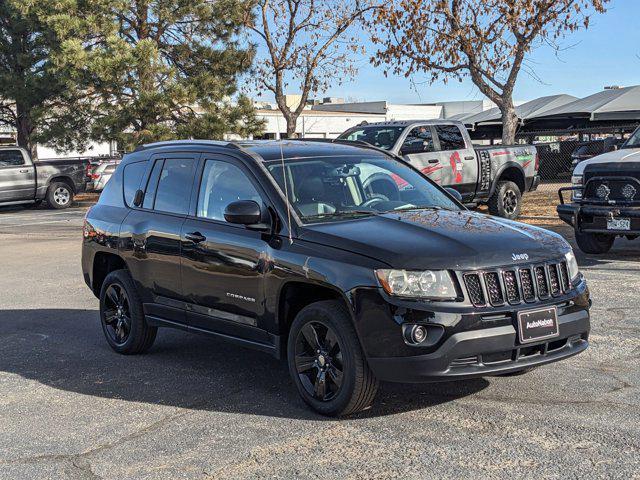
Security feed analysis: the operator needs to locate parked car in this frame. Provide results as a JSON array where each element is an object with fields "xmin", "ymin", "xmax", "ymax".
[
  {"xmin": 82, "ymin": 140, "xmax": 590, "ymax": 416},
  {"xmin": 0, "ymin": 147, "xmax": 88, "ymax": 209},
  {"xmin": 338, "ymin": 120, "xmax": 539, "ymax": 219},
  {"xmin": 558, "ymin": 126, "xmax": 640, "ymax": 254},
  {"xmin": 570, "ymin": 138, "xmax": 625, "ymax": 170},
  {"xmin": 88, "ymin": 160, "xmax": 120, "ymax": 192}
]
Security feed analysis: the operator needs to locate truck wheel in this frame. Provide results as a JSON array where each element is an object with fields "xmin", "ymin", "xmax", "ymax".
[
  {"xmin": 575, "ymin": 231, "xmax": 615, "ymax": 254},
  {"xmin": 99, "ymin": 270, "xmax": 157, "ymax": 354},
  {"xmin": 46, "ymin": 181, "xmax": 74, "ymax": 209},
  {"xmin": 488, "ymin": 181, "xmax": 522, "ymax": 219},
  {"xmin": 287, "ymin": 300, "xmax": 379, "ymax": 416}
]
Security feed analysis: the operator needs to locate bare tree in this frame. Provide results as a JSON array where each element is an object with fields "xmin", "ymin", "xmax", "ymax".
[
  {"xmin": 244, "ymin": 0, "xmax": 378, "ymax": 138},
  {"xmin": 372, "ymin": 0, "xmax": 609, "ymax": 144}
]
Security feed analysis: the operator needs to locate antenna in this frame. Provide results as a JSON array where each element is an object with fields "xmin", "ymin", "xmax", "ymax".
[{"xmin": 276, "ymin": 116, "xmax": 293, "ymax": 244}]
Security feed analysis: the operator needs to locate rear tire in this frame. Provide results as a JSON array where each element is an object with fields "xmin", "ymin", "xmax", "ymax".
[
  {"xmin": 488, "ymin": 180, "xmax": 522, "ymax": 219},
  {"xmin": 575, "ymin": 231, "xmax": 614, "ymax": 254},
  {"xmin": 99, "ymin": 269, "xmax": 157, "ymax": 354},
  {"xmin": 287, "ymin": 300, "xmax": 378, "ymax": 416},
  {"xmin": 46, "ymin": 181, "xmax": 73, "ymax": 209}
]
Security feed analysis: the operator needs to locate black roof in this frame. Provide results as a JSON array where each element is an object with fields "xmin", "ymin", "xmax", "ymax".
[{"xmin": 130, "ymin": 139, "xmax": 390, "ymax": 163}]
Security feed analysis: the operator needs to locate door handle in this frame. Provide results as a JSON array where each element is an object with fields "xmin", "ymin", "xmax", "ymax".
[
  {"xmin": 428, "ymin": 159, "xmax": 439, "ymax": 164},
  {"xmin": 185, "ymin": 232, "xmax": 206, "ymax": 243},
  {"xmin": 19, "ymin": 169, "xmax": 29, "ymax": 173},
  {"xmin": 464, "ymin": 156, "xmax": 475, "ymax": 161}
]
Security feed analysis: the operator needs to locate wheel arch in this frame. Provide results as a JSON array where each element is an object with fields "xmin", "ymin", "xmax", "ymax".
[
  {"xmin": 92, "ymin": 251, "xmax": 128, "ymax": 296},
  {"xmin": 276, "ymin": 280, "xmax": 355, "ymax": 339},
  {"xmin": 490, "ymin": 162, "xmax": 526, "ymax": 196},
  {"xmin": 47, "ymin": 175, "xmax": 77, "ymax": 193}
]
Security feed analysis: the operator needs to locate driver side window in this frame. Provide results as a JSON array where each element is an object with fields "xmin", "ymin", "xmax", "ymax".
[
  {"xmin": 401, "ymin": 126, "xmax": 435, "ymax": 154},
  {"xmin": 197, "ymin": 160, "xmax": 262, "ymax": 221}
]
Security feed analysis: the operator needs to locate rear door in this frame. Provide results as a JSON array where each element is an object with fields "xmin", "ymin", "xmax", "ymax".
[
  {"xmin": 121, "ymin": 154, "xmax": 198, "ymax": 324},
  {"xmin": 0, "ymin": 149, "xmax": 35, "ymax": 202},
  {"xmin": 433, "ymin": 124, "xmax": 478, "ymax": 201},
  {"xmin": 180, "ymin": 154, "xmax": 273, "ymax": 345}
]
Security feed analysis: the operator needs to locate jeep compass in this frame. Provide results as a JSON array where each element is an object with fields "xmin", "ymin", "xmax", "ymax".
[{"xmin": 82, "ymin": 140, "xmax": 590, "ymax": 416}]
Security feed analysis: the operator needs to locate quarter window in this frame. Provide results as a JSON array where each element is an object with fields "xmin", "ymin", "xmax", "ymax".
[
  {"xmin": 142, "ymin": 160, "xmax": 164, "ymax": 209},
  {"xmin": 122, "ymin": 161, "xmax": 147, "ymax": 207},
  {"xmin": 197, "ymin": 160, "xmax": 262, "ymax": 221},
  {"xmin": 435, "ymin": 125, "xmax": 466, "ymax": 151},
  {"xmin": 153, "ymin": 158, "xmax": 196, "ymax": 215},
  {"xmin": 0, "ymin": 150, "xmax": 25, "ymax": 167}
]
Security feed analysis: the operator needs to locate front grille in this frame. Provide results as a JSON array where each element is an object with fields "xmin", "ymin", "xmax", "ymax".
[
  {"xmin": 463, "ymin": 261, "xmax": 571, "ymax": 307},
  {"xmin": 519, "ymin": 268, "xmax": 535, "ymax": 302},
  {"xmin": 464, "ymin": 273, "xmax": 485, "ymax": 306},
  {"xmin": 484, "ymin": 272, "xmax": 504, "ymax": 305},
  {"xmin": 583, "ymin": 176, "xmax": 640, "ymax": 203},
  {"xmin": 535, "ymin": 266, "xmax": 549, "ymax": 298},
  {"xmin": 503, "ymin": 271, "xmax": 520, "ymax": 304}
]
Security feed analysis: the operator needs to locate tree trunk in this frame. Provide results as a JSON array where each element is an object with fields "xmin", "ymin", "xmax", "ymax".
[
  {"xmin": 500, "ymin": 101, "xmax": 518, "ymax": 146},
  {"xmin": 16, "ymin": 102, "xmax": 37, "ymax": 159},
  {"xmin": 285, "ymin": 115, "xmax": 298, "ymax": 139}
]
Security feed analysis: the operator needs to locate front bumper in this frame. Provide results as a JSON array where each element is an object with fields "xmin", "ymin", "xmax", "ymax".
[
  {"xmin": 557, "ymin": 202, "xmax": 640, "ymax": 234},
  {"xmin": 367, "ymin": 308, "xmax": 589, "ymax": 382}
]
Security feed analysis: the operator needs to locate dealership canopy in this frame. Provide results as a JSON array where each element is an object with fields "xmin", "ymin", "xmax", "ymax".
[
  {"xmin": 530, "ymin": 85, "xmax": 640, "ymax": 122},
  {"xmin": 459, "ymin": 94, "xmax": 578, "ymax": 127}
]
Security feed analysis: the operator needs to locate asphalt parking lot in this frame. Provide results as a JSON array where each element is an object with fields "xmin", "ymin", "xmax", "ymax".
[{"xmin": 1, "ymin": 206, "xmax": 639, "ymax": 479}]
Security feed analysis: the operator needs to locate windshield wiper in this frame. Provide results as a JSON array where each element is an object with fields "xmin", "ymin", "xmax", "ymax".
[
  {"xmin": 383, "ymin": 205, "xmax": 455, "ymax": 213},
  {"xmin": 302, "ymin": 210, "xmax": 384, "ymax": 221}
]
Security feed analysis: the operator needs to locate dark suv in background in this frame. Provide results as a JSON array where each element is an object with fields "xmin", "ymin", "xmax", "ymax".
[{"xmin": 82, "ymin": 140, "xmax": 590, "ymax": 416}]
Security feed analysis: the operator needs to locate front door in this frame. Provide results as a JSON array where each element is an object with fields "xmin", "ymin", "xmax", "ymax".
[
  {"xmin": 400, "ymin": 126, "xmax": 444, "ymax": 184},
  {"xmin": 432, "ymin": 124, "xmax": 478, "ymax": 202},
  {"xmin": 0, "ymin": 149, "xmax": 35, "ymax": 202},
  {"xmin": 181, "ymin": 155, "xmax": 272, "ymax": 344}
]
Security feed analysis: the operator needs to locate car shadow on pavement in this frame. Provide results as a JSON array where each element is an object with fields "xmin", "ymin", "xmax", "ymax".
[{"xmin": 0, "ymin": 308, "xmax": 489, "ymax": 420}]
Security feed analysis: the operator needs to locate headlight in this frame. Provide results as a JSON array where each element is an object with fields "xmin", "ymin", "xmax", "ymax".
[
  {"xmin": 375, "ymin": 269, "xmax": 457, "ymax": 299},
  {"xmin": 565, "ymin": 250, "xmax": 580, "ymax": 281},
  {"xmin": 571, "ymin": 175, "xmax": 583, "ymax": 200}
]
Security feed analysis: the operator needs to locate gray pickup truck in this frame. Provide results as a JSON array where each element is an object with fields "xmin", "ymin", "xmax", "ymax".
[
  {"xmin": 0, "ymin": 147, "xmax": 88, "ymax": 209},
  {"xmin": 338, "ymin": 120, "xmax": 539, "ymax": 219}
]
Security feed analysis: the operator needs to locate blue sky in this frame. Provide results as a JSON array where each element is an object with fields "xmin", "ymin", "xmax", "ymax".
[{"xmin": 259, "ymin": 0, "xmax": 639, "ymax": 104}]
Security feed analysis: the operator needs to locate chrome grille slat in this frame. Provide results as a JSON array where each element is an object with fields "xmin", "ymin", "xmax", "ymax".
[{"xmin": 464, "ymin": 261, "xmax": 571, "ymax": 307}]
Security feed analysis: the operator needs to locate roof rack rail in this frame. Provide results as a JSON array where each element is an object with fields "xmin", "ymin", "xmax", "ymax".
[{"xmin": 288, "ymin": 137, "xmax": 400, "ymax": 159}]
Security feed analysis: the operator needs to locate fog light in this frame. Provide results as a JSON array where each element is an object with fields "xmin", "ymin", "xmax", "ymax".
[{"xmin": 403, "ymin": 324, "xmax": 428, "ymax": 345}]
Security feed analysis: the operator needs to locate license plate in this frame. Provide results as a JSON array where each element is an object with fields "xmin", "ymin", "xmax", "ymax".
[
  {"xmin": 517, "ymin": 306, "xmax": 559, "ymax": 344},
  {"xmin": 607, "ymin": 217, "xmax": 631, "ymax": 230}
]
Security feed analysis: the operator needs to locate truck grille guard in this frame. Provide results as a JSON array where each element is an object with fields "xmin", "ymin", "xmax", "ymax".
[{"xmin": 462, "ymin": 261, "xmax": 571, "ymax": 307}]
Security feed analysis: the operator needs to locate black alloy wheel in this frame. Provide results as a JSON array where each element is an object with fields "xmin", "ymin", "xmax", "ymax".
[
  {"xmin": 99, "ymin": 269, "xmax": 157, "ymax": 354},
  {"xmin": 287, "ymin": 300, "xmax": 379, "ymax": 416},
  {"xmin": 294, "ymin": 321, "xmax": 344, "ymax": 402},
  {"xmin": 502, "ymin": 188, "xmax": 518, "ymax": 216},
  {"xmin": 102, "ymin": 283, "xmax": 132, "ymax": 346}
]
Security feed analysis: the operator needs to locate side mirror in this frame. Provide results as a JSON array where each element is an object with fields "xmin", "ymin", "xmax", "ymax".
[
  {"xmin": 133, "ymin": 189, "xmax": 144, "ymax": 207},
  {"xmin": 224, "ymin": 200, "xmax": 267, "ymax": 229},
  {"xmin": 445, "ymin": 187, "xmax": 463, "ymax": 203}
]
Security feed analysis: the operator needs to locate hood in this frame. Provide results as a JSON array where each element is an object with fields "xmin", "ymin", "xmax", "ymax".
[
  {"xmin": 301, "ymin": 209, "xmax": 569, "ymax": 270},
  {"xmin": 573, "ymin": 148, "xmax": 640, "ymax": 175}
]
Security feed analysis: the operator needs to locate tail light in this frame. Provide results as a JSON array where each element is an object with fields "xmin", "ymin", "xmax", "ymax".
[{"xmin": 534, "ymin": 153, "xmax": 540, "ymax": 172}]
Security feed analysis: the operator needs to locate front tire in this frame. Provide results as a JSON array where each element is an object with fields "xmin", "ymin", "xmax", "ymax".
[
  {"xmin": 488, "ymin": 180, "xmax": 522, "ymax": 219},
  {"xmin": 46, "ymin": 181, "xmax": 73, "ymax": 209},
  {"xmin": 99, "ymin": 270, "xmax": 157, "ymax": 354},
  {"xmin": 575, "ymin": 231, "xmax": 615, "ymax": 254},
  {"xmin": 287, "ymin": 300, "xmax": 379, "ymax": 416}
]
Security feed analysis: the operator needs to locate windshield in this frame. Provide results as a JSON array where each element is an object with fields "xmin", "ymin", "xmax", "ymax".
[
  {"xmin": 337, "ymin": 126, "xmax": 405, "ymax": 150},
  {"xmin": 265, "ymin": 154, "xmax": 460, "ymax": 224},
  {"xmin": 622, "ymin": 128, "xmax": 640, "ymax": 149}
]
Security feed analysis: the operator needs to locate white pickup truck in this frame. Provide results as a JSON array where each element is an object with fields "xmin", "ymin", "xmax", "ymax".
[{"xmin": 338, "ymin": 120, "xmax": 539, "ymax": 219}]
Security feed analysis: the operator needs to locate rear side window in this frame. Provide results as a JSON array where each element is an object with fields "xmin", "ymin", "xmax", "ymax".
[
  {"xmin": 123, "ymin": 161, "xmax": 147, "ymax": 206},
  {"xmin": 142, "ymin": 160, "xmax": 164, "ymax": 209},
  {"xmin": 435, "ymin": 125, "xmax": 466, "ymax": 151},
  {"xmin": 153, "ymin": 158, "xmax": 196, "ymax": 215},
  {"xmin": 0, "ymin": 150, "xmax": 25, "ymax": 167}
]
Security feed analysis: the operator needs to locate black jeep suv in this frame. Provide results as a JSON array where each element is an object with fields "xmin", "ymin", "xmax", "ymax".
[{"xmin": 82, "ymin": 140, "xmax": 590, "ymax": 416}]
